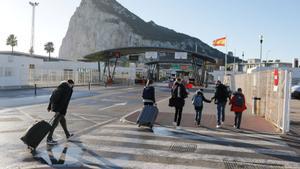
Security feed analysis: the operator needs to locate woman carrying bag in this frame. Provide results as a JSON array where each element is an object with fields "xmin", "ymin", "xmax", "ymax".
[{"xmin": 170, "ymin": 78, "xmax": 188, "ymax": 129}]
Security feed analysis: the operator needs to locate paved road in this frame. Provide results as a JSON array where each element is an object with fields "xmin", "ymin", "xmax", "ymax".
[{"xmin": 0, "ymin": 84, "xmax": 299, "ymax": 169}]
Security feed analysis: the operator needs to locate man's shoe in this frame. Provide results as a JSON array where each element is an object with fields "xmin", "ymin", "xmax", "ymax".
[
  {"xmin": 233, "ymin": 125, "xmax": 237, "ymax": 128},
  {"xmin": 47, "ymin": 139, "xmax": 58, "ymax": 145},
  {"xmin": 216, "ymin": 125, "xmax": 221, "ymax": 128},
  {"xmin": 176, "ymin": 126, "xmax": 182, "ymax": 130},
  {"xmin": 67, "ymin": 133, "xmax": 74, "ymax": 139}
]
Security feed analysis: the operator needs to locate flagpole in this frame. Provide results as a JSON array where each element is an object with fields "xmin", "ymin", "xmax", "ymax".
[{"xmin": 224, "ymin": 35, "xmax": 228, "ymax": 82}]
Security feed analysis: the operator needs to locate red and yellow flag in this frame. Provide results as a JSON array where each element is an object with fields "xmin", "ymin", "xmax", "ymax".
[{"xmin": 213, "ymin": 37, "xmax": 226, "ymax": 46}]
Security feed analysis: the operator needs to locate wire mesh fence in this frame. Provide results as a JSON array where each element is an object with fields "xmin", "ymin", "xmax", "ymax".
[{"xmin": 229, "ymin": 70, "xmax": 291, "ymax": 131}]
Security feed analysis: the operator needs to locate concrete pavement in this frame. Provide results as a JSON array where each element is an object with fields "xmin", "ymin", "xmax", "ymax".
[
  {"xmin": 124, "ymin": 89, "xmax": 279, "ymax": 134},
  {"xmin": 0, "ymin": 84, "xmax": 299, "ymax": 168}
]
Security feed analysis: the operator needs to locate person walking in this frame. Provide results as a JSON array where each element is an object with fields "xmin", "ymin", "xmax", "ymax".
[
  {"xmin": 46, "ymin": 79, "xmax": 74, "ymax": 145},
  {"xmin": 229, "ymin": 88, "xmax": 247, "ymax": 129},
  {"xmin": 171, "ymin": 78, "xmax": 188, "ymax": 129},
  {"xmin": 142, "ymin": 79, "xmax": 155, "ymax": 106},
  {"xmin": 211, "ymin": 80, "xmax": 230, "ymax": 128},
  {"xmin": 191, "ymin": 89, "xmax": 211, "ymax": 126}
]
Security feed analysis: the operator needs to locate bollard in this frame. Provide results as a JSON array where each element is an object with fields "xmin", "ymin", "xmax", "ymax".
[
  {"xmin": 252, "ymin": 97, "xmax": 261, "ymax": 115},
  {"xmin": 34, "ymin": 84, "xmax": 37, "ymax": 96},
  {"xmin": 88, "ymin": 82, "xmax": 91, "ymax": 91}
]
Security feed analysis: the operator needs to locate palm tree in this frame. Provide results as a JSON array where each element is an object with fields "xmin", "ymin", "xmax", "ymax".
[
  {"xmin": 6, "ymin": 34, "xmax": 18, "ymax": 54},
  {"xmin": 44, "ymin": 42, "xmax": 54, "ymax": 61}
]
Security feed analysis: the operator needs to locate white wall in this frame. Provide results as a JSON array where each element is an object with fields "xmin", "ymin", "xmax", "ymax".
[
  {"xmin": 0, "ymin": 53, "xmax": 99, "ymax": 87},
  {"xmin": 0, "ymin": 54, "xmax": 43, "ymax": 87},
  {"xmin": 0, "ymin": 52, "xmax": 137, "ymax": 87}
]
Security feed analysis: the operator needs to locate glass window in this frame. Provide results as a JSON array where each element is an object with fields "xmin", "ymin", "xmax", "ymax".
[
  {"xmin": 0, "ymin": 67, "xmax": 3, "ymax": 77},
  {"xmin": 5, "ymin": 67, "xmax": 13, "ymax": 77}
]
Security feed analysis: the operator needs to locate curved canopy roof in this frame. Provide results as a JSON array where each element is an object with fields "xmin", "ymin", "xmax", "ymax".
[{"xmin": 83, "ymin": 47, "xmax": 216, "ymax": 64}]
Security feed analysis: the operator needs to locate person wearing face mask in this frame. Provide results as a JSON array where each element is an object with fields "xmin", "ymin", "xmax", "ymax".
[{"xmin": 46, "ymin": 79, "xmax": 75, "ymax": 145}]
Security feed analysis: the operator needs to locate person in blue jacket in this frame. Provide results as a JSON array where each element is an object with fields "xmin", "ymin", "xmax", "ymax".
[{"xmin": 192, "ymin": 89, "xmax": 211, "ymax": 126}]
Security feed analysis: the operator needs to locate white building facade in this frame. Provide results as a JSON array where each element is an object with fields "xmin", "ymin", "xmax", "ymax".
[{"xmin": 0, "ymin": 51, "xmax": 136, "ymax": 88}]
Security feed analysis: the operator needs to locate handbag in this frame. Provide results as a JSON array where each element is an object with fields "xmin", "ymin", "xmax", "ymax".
[{"xmin": 168, "ymin": 97, "xmax": 176, "ymax": 107}]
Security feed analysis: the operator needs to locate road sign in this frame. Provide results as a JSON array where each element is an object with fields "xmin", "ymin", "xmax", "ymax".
[{"xmin": 274, "ymin": 69, "xmax": 278, "ymax": 91}]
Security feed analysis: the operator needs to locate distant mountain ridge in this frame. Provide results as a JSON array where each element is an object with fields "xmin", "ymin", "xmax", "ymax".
[{"xmin": 59, "ymin": 0, "xmax": 225, "ymax": 61}]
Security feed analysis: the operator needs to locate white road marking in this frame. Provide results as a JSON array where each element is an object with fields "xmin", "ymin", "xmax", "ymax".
[
  {"xmin": 97, "ymin": 102, "xmax": 127, "ymax": 111},
  {"xmin": 81, "ymin": 134, "xmax": 297, "ymax": 157},
  {"xmin": 81, "ymin": 143, "xmax": 300, "ymax": 168}
]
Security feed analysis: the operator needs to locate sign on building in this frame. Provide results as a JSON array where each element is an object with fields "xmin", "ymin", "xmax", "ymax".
[
  {"xmin": 274, "ymin": 69, "xmax": 279, "ymax": 91},
  {"xmin": 145, "ymin": 52, "xmax": 158, "ymax": 59},
  {"xmin": 175, "ymin": 52, "xmax": 187, "ymax": 59}
]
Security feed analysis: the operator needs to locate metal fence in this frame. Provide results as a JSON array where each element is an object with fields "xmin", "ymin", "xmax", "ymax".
[
  {"xmin": 28, "ymin": 69, "xmax": 101, "ymax": 87},
  {"xmin": 28, "ymin": 68, "xmax": 136, "ymax": 87}
]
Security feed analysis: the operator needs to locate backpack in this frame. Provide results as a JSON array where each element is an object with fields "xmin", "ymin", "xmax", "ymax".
[
  {"xmin": 220, "ymin": 85, "xmax": 229, "ymax": 98},
  {"xmin": 192, "ymin": 95, "xmax": 203, "ymax": 107},
  {"xmin": 235, "ymin": 94, "xmax": 244, "ymax": 107}
]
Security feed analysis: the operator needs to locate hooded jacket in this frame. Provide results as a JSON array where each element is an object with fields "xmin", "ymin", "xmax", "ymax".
[{"xmin": 48, "ymin": 82, "xmax": 73, "ymax": 115}]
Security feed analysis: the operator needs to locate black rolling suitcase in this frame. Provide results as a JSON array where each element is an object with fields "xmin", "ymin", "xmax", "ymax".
[
  {"xmin": 20, "ymin": 119, "xmax": 53, "ymax": 151},
  {"xmin": 137, "ymin": 105, "xmax": 159, "ymax": 129}
]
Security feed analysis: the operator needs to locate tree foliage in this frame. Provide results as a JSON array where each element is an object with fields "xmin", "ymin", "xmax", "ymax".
[
  {"xmin": 6, "ymin": 34, "xmax": 18, "ymax": 54},
  {"xmin": 44, "ymin": 42, "xmax": 54, "ymax": 60}
]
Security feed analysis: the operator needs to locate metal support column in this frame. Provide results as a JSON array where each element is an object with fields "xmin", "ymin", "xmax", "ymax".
[
  {"xmin": 156, "ymin": 63, "xmax": 160, "ymax": 81},
  {"xmin": 112, "ymin": 57, "xmax": 119, "ymax": 80}
]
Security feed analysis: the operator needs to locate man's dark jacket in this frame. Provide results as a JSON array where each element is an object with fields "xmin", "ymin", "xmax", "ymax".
[
  {"xmin": 48, "ymin": 82, "xmax": 73, "ymax": 115},
  {"xmin": 212, "ymin": 84, "xmax": 230, "ymax": 103}
]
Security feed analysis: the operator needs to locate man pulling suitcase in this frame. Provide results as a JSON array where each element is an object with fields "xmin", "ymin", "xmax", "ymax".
[
  {"xmin": 46, "ymin": 79, "xmax": 74, "ymax": 145},
  {"xmin": 20, "ymin": 79, "xmax": 75, "ymax": 151}
]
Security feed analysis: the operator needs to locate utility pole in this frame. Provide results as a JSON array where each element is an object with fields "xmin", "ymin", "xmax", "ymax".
[{"xmin": 29, "ymin": 1, "xmax": 39, "ymax": 55}]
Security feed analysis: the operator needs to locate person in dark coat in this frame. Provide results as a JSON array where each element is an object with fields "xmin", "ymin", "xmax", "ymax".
[
  {"xmin": 142, "ymin": 79, "xmax": 155, "ymax": 106},
  {"xmin": 191, "ymin": 89, "xmax": 211, "ymax": 126},
  {"xmin": 229, "ymin": 88, "xmax": 247, "ymax": 129},
  {"xmin": 211, "ymin": 80, "xmax": 230, "ymax": 128},
  {"xmin": 171, "ymin": 78, "xmax": 188, "ymax": 129},
  {"xmin": 46, "ymin": 79, "xmax": 74, "ymax": 145}
]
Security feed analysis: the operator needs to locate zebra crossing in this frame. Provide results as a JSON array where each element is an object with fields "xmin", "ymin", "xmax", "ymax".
[{"xmin": 38, "ymin": 122, "xmax": 300, "ymax": 169}]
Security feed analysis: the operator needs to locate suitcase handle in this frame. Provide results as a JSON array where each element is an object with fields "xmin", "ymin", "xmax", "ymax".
[
  {"xmin": 48, "ymin": 115, "xmax": 56, "ymax": 124},
  {"xmin": 48, "ymin": 112, "xmax": 61, "ymax": 124}
]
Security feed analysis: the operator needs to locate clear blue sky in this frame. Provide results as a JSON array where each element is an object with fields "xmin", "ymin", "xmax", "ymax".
[{"xmin": 0, "ymin": 0, "xmax": 299, "ymax": 63}]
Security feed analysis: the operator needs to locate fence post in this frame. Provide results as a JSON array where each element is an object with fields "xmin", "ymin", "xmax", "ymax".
[
  {"xmin": 282, "ymin": 70, "xmax": 291, "ymax": 133},
  {"xmin": 34, "ymin": 84, "xmax": 37, "ymax": 96}
]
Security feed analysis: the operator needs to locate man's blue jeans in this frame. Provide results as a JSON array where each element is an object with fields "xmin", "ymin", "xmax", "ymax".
[{"xmin": 216, "ymin": 102, "xmax": 226, "ymax": 125}]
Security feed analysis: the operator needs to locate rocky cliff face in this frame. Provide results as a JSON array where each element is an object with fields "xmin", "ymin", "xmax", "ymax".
[{"xmin": 59, "ymin": 0, "xmax": 224, "ymax": 61}]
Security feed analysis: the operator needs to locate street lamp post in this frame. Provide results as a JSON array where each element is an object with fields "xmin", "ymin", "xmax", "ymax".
[
  {"xmin": 242, "ymin": 51, "xmax": 245, "ymax": 61},
  {"xmin": 29, "ymin": 1, "xmax": 39, "ymax": 55},
  {"xmin": 259, "ymin": 35, "xmax": 263, "ymax": 68}
]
